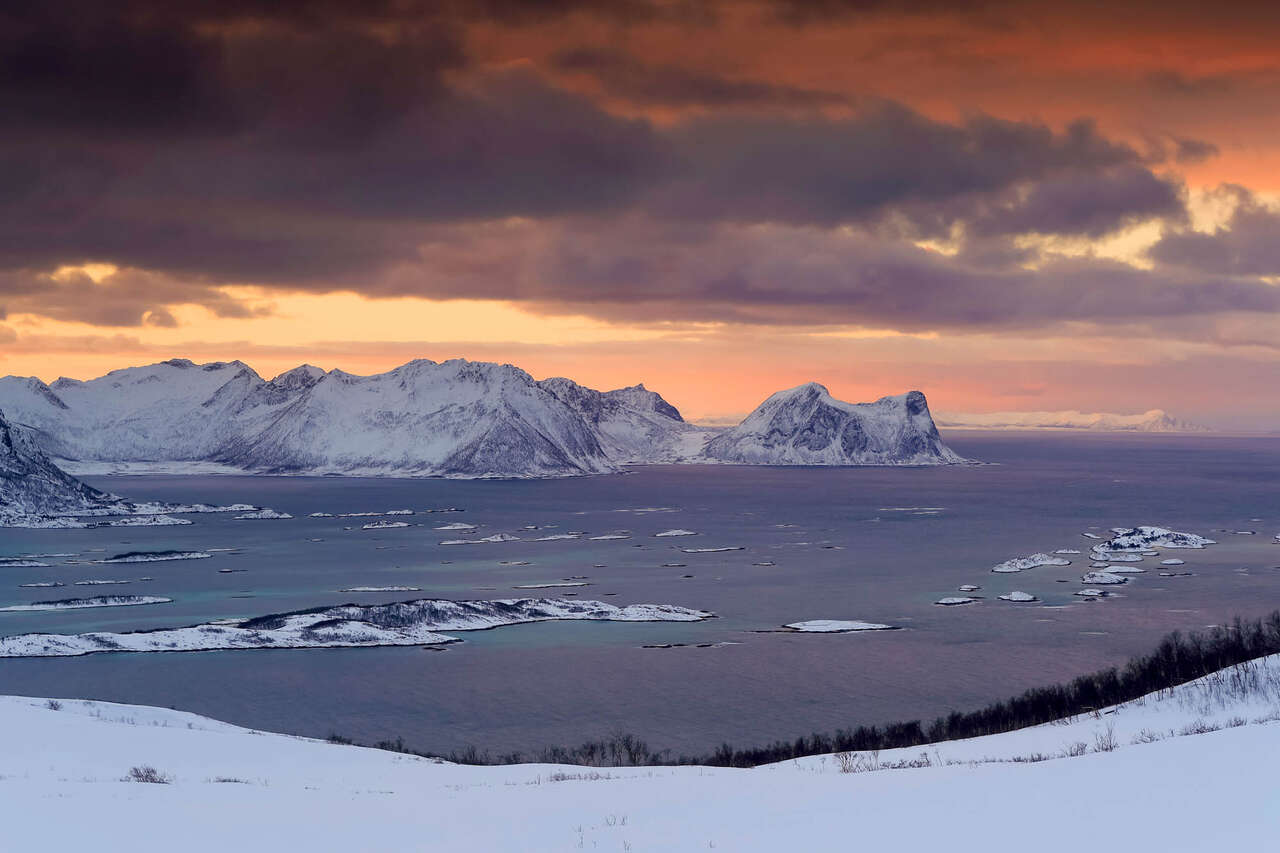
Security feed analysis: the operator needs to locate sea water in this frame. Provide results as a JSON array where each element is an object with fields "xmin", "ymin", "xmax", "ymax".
[{"xmin": 2, "ymin": 431, "xmax": 1279, "ymax": 755}]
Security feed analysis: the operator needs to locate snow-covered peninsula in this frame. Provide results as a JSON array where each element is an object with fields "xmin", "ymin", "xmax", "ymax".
[{"xmin": 0, "ymin": 597, "xmax": 713, "ymax": 658}]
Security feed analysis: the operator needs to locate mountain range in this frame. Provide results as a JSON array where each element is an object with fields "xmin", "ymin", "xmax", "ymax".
[{"xmin": 0, "ymin": 359, "xmax": 964, "ymax": 492}]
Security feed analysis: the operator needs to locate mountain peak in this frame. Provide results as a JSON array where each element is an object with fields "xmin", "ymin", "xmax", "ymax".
[{"xmin": 270, "ymin": 364, "xmax": 327, "ymax": 391}]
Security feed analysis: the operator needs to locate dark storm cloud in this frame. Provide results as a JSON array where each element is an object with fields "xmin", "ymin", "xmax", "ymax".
[
  {"xmin": 1151, "ymin": 190, "xmax": 1280, "ymax": 277},
  {"xmin": 966, "ymin": 167, "xmax": 1185, "ymax": 239},
  {"xmin": 0, "ymin": 2, "xmax": 469, "ymax": 140},
  {"xmin": 2, "ymin": 41, "xmax": 1174, "ymax": 287},
  {"xmin": 658, "ymin": 110, "xmax": 1149, "ymax": 234},
  {"xmin": 0, "ymin": 66, "xmax": 666, "ymax": 281},
  {"xmin": 552, "ymin": 46, "xmax": 846, "ymax": 107},
  {"xmin": 0, "ymin": 0, "xmax": 1246, "ymax": 334}
]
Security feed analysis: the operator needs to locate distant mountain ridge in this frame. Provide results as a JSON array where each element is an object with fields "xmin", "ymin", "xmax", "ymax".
[
  {"xmin": 937, "ymin": 409, "xmax": 1209, "ymax": 433},
  {"xmin": 0, "ymin": 359, "xmax": 966, "ymax": 478}
]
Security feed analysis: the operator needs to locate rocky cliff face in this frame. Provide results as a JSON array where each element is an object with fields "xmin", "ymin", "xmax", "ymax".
[{"xmin": 0, "ymin": 409, "xmax": 115, "ymax": 521}]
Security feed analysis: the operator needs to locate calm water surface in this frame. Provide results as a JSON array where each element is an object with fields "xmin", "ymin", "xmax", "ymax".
[{"xmin": 2, "ymin": 431, "xmax": 1279, "ymax": 755}]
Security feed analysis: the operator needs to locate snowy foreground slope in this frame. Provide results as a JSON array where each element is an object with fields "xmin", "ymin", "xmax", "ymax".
[
  {"xmin": 2, "ymin": 658, "xmax": 1277, "ymax": 851},
  {"xmin": 0, "ymin": 359, "xmax": 966, "ymax": 477}
]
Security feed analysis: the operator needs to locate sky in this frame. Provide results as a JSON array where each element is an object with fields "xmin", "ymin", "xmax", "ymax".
[{"xmin": 4, "ymin": 1, "xmax": 1280, "ymax": 427}]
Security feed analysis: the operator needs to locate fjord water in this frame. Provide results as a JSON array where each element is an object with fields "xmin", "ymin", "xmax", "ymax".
[{"xmin": 2, "ymin": 431, "xmax": 1279, "ymax": 756}]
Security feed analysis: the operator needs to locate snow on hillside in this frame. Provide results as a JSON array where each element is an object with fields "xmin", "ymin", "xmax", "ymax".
[
  {"xmin": 0, "ymin": 359, "xmax": 290, "ymax": 461},
  {"xmin": 0, "ymin": 655, "xmax": 1276, "ymax": 851},
  {"xmin": 703, "ymin": 385, "xmax": 965, "ymax": 466},
  {"xmin": 231, "ymin": 360, "xmax": 616, "ymax": 477},
  {"xmin": 938, "ymin": 408, "xmax": 1210, "ymax": 432},
  {"xmin": 538, "ymin": 376, "xmax": 698, "ymax": 462}
]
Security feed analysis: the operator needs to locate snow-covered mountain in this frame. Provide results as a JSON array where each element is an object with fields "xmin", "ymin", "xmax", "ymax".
[
  {"xmin": 0, "ymin": 359, "xmax": 290, "ymax": 462},
  {"xmin": 0, "ymin": 359, "xmax": 617, "ymax": 478},
  {"xmin": 0, "ymin": 408, "xmax": 117, "ymax": 521},
  {"xmin": 702, "ymin": 384, "xmax": 964, "ymax": 466},
  {"xmin": 936, "ymin": 409, "xmax": 1209, "ymax": 432},
  {"xmin": 230, "ymin": 360, "xmax": 615, "ymax": 478},
  {"xmin": 538, "ymin": 377, "xmax": 698, "ymax": 462},
  {"xmin": 0, "ymin": 360, "xmax": 967, "ymax": 476}
]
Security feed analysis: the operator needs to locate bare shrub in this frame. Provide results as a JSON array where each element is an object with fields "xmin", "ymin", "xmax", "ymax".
[
  {"xmin": 879, "ymin": 752, "xmax": 933, "ymax": 770},
  {"xmin": 1179, "ymin": 718, "xmax": 1221, "ymax": 736},
  {"xmin": 1130, "ymin": 729, "xmax": 1164, "ymax": 745},
  {"xmin": 44, "ymin": 699, "xmax": 62, "ymax": 711},
  {"xmin": 1062, "ymin": 741, "xmax": 1089, "ymax": 758},
  {"xmin": 124, "ymin": 765, "xmax": 172, "ymax": 784},
  {"xmin": 1092, "ymin": 724, "xmax": 1118, "ymax": 753},
  {"xmin": 546, "ymin": 771, "xmax": 614, "ymax": 783}
]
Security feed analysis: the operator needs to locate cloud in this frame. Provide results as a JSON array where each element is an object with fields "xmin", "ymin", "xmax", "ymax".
[
  {"xmin": 965, "ymin": 166, "xmax": 1185, "ymax": 238},
  {"xmin": 344, "ymin": 218, "xmax": 1280, "ymax": 334},
  {"xmin": 655, "ymin": 110, "xmax": 1156, "ymax": 234},
  {"xmin": 0, "ymin": 49, "xmax": 1181, "ymax": 295},
  {"xmin": 552, "ymin": 46, "xmax": 847, "ymax": 107},
  {"xmin": 0, "ymin": 268, "xmax": 269, "ymax": 327},
  {"xmin": 0, "ymin": 66, "xmax": 666, "ymax": 281},
  {"xmin": 1150, "ymin": 189, "xmax": 1280, "ymax": 276},
  {"xmin": 1171, "ymin": 137, "xmax": 1220, "ymax": 164},
  {"xmin": 0, "ymin": 0, "xmax": 1246, "ymax": 338}
]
